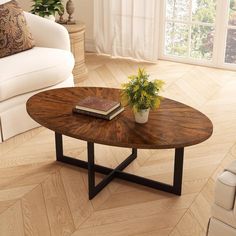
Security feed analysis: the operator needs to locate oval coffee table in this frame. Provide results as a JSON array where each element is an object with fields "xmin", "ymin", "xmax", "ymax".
[{"xmin": 27, "ymin": 87, "xmax": 213, "ymax": 199}]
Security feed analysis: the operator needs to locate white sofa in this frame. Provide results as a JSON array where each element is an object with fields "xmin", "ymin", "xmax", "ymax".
[
  {"xmin": 0, "ymin": 12, "xmax": 75, "ymax": 143},
  {"xmin": 208, "ymin": 161, "xmax": 236, "ymax": 236}
]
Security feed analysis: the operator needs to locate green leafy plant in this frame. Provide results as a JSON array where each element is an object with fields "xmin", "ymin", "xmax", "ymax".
[
  {"xmin": 121, "ymin": 68, "xmax": 165, "ymax": 112},
  {"xmin": 31, "ymin": 0, "xmax": 64, "ymax": 17}
]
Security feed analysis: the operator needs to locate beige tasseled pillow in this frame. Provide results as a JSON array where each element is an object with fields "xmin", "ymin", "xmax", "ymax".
[{"xmin": 0, "ymin": 0, "xmax": 35, "ymax": 58}]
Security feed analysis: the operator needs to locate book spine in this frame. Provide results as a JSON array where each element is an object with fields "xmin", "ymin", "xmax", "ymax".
[
  {"xmin": 72, "ymin": 108, "xmax": 110, "ymax": 120},
  {"xmin": 75, "ymin": 102, "xmax": 121, "ymax": 115}
]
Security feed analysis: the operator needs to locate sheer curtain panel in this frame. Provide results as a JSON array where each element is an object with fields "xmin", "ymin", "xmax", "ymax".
[{"xmin": 94, "ymin": 0, "xmax": 160, "ymax": 61}]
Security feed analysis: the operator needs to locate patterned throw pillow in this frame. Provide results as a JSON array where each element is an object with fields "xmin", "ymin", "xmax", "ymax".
[{"xmin": 0, "ymin": 0, "xmax": 35, "ymax": 58}]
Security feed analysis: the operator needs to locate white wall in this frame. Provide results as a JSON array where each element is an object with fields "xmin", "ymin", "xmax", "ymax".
[
  {"xmin": 18, "ymin": 0, "xmax": 31, "ymax": 10},
  {"xmin": 74, "ymin": 0, "xmax": 94, "ymax": 51},
  {"xmin": 18, "ymin": 0, "xmax": 95, "ymax": 51}
]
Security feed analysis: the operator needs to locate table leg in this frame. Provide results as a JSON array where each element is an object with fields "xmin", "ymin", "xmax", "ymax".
[
  {"xmin": 55, "ymin": 132, "xmax": 63, "ymax": 161},
  {"xmin": 88, "ymin": 142, "xmax": 95, "ymax": 199},
  {"xmin": 173, "ymin": 148, "xmax": 184, "ymax": 195},
  {"xmin": 87, "ymin": 141, "xmax": 138, "ymax": 200},
  {"xmin": 54, "ymin": 132, "xmax": 185, "ymax": 199}
]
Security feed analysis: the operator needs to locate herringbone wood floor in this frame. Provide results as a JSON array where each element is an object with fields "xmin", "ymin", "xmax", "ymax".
[{"xmin": 1, "ymin": 54, "xmax": 236, "ymax": 236}]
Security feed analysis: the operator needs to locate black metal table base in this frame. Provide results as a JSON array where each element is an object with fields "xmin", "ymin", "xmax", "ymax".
[{"xmin": 55, "ymin": 132, "xmax": 184, "ymax": 200}]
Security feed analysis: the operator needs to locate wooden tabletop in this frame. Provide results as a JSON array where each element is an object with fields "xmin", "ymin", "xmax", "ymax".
[{"xmin": 26, "ymin": 87, "xmax": 213, "ymax": 149}]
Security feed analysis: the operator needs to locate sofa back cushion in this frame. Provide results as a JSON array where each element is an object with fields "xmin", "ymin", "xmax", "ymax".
[{"xmin": 0, "ymin": 0, "xmax": 35, "ymax": 58}]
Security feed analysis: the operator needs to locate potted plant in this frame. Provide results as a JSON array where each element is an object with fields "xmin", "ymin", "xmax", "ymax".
[
  {"xmin": 121, "ymin": 68, "xmax": 165, "ymax": 124},
  {"xmin": 31, "ymin": 0, "xmax": 64, "ymax": 21}
]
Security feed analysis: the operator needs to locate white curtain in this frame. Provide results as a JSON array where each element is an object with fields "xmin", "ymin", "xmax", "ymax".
[{"xmin": 94, "ymin": 0, "xmax": 160, "ymax": 62}]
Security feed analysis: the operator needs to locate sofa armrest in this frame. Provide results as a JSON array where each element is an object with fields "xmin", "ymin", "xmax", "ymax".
[
  {"xmin": 215, "ymin": 171, "xmax": 236, "ymax": 210},
  {"xmin": 24, "ymin": 12, "xmax": 70, "ymax": 51}
]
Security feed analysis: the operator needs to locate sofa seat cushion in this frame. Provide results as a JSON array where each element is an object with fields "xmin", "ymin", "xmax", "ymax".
[
  {"xmin": 0, "ymin": 47, "xmax": 74, "ymax": 101},
  {"xmin": 0, "ymin": 75, "xmax": 74, "ymax": 141},
  {"xmin": 212, "ymin": 203, "xmax": 236, "ymax": 228},
  {"xmin": 215, "ymin": 171, "xmax": 236, "ymax": 210},
  {"xmin": 208, "ymin": 218, "xmax": 236, "ymax": 236}
]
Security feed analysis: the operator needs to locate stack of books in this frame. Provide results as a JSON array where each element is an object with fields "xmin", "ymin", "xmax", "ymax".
[{"xmin": 72, "ymin": 96, "xmax": 124, "ymax": 120}]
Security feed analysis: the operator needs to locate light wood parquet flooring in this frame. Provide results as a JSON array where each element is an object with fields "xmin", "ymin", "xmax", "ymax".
[{"xmin": 1, "ymin": 54, "xmax": 236, "ymax": 235}]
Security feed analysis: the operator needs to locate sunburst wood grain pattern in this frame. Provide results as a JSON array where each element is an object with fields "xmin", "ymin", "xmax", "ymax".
[
  {"xmin": 0, "ymin": 54, "xmax": 236, "ymax": 235},
  {"xmin": 26, "ymin": 87, "xmax": 212, "ymax": 149}
]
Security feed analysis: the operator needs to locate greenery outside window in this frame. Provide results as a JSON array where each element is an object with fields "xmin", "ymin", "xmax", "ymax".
[{"xmin": 160, "ymin": 0, "xmax": 236, "ymax": 70}]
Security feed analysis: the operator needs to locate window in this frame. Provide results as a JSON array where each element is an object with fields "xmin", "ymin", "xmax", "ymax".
[
  {"xmin": 160, "ymin": 0, "xmax": 236, "ymax": 70},
  {"xmin": 225, "ymin": 0, "xmax": 236, "ymax": 64}
]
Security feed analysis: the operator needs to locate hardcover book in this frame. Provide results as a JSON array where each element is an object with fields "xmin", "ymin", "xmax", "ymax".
[
  {"xmin": 73, "ymin": 106, "xmax": 124, "ymax": 120},
  {"xmin": 76, "ymin": 96, "xmax": 120, "ymax": 115}
]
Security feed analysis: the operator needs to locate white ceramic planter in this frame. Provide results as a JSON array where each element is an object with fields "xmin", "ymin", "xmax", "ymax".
[
  {"xmin": 134, "ymin": 108, "xmax": 150, "ymax": 124},
  {"xmin": 44, "ymin": 15, "xmax": 56, "ymax": 21}
]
